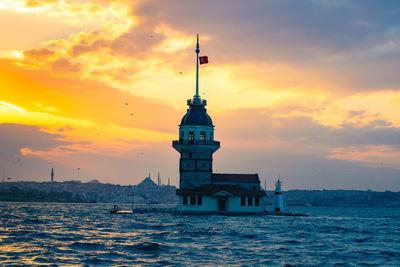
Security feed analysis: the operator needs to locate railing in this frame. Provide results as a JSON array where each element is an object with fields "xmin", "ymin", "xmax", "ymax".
[
  {"xmin": 172, "ymin": 140, "xmax": 220, "ymax": 146},
  {"xmin": 187, "ymin": 99, "xmax": 207, "ymax": 105}
]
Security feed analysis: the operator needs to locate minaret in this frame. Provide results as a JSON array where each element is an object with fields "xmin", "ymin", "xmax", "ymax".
[
  {"xmin": 172, "ymin": 34, "xmax": 220, "ymax": 189},
  {"xmin": 168, "ymin": 177, "xmax": 170, "ymax": 186},
  {"xmin": 51, "ymin": 167, "xmax": 54, "ymax": 183},
  {"xmin": 158, "ymin": 172, "xmax": 161, "ymax": 186},
  {"xmin": 273, "ymin": 178, "xmax": 284, "ymax": 212}
]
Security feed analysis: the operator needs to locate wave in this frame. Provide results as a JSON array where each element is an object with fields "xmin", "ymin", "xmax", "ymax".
[
  {"xmin": 69, "ymin": 241, "xmax": 105, "ymax": 250},
  {"xmin": 125, "ymin": 242, "xmax": 164, "ymax": 253},
  {"xmin": 2, "ymin": 203, "xmax": 400, "ymax": 266}
]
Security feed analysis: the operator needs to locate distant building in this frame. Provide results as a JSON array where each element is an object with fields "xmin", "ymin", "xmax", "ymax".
[
  {"xmin": 51, "ymin": 168, "xmax": 54, "ymax": 183},
  {"xmin": 137, "ymin": 175, "xmax": 158, "ymax": 192},
  {"xmin": 172, "ymin": 35, "xmax": 266, "ymax": 214}
]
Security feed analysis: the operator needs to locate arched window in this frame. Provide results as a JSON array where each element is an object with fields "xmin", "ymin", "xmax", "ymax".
[
  {"xmin": 200, "ymin": 132, "xmax": 205, "ymax": 141},
  {"xmin": 188, "ymin": 132, "xmax": 194, "ymax": 143}
]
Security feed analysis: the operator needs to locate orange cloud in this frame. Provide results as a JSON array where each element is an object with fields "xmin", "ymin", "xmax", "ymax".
[
  {"xmin": 51, "ymin": 57, "xmax": 81, "ymax": 73},
  {"xmin": 23, "ymin": 48, "xmax": 56, "ymax": 61},
  {"xmin": 0, "ymin": 58, "xmax": 179, "ymax": 165}
]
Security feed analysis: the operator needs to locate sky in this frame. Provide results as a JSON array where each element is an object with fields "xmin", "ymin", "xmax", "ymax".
[{"xmin": 0, "ymin": 0, "xmax": 399, "ymax": 191}]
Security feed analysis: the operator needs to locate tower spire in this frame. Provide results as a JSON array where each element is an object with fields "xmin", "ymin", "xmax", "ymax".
[{"xmin": 195, "ymin": 33, "xmax": 200, "ymax": 99}]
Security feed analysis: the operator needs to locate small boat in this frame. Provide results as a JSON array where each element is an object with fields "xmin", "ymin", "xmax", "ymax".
[
  {"xmin": 109, "ymin": 188, "xmax": 135, "ymax": 214},
  {"xmin": 109, "ymin": 205, "xmax": 120, "ymax": 214}
]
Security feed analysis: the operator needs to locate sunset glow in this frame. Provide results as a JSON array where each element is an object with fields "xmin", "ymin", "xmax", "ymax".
[{"xmin": 1, "ymin": 0, "xmax": 399, "ymax": 190}]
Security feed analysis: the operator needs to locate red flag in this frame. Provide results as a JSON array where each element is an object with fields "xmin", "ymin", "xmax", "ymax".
[{"xmin": 199, "ymin": 56, "xmax": 208, "ymax": 64}]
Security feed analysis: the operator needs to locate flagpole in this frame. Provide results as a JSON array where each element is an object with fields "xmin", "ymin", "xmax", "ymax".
[{"xmin": 195, "ymin": 34, "xmax": 200, "ymax": 99}]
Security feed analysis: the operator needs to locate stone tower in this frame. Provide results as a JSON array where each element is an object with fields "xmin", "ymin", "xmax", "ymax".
[{"xmin": 172, "ymin": 34, "xmax": 220, "ymax": 189}]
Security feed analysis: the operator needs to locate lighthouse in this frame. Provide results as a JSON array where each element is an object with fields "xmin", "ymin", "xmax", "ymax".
[
  {"xmin": 273, "ymin": 178, "xmax": 284, "ymax": 212},
  {"xmin": 172, "ymin": 35, "xmax": 266, "ymax": 214}
]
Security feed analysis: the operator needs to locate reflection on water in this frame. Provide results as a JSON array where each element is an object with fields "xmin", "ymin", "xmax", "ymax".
[{"xmin": 1, "ymin": 203, "xmax": 399, "ymax": 266}]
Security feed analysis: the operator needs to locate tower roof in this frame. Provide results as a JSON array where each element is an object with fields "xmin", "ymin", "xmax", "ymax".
[
  {"xmin": 180, "ymin": 104, "xmax": 213, "ymax": 126},
  {"xmin": 176, "ymin": 184, "xmax": 266, "ymax": 197}
]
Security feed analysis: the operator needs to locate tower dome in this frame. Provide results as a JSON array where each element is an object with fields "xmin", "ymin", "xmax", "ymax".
[{"xmin": 180, "ymin": 102, "xmax": 213, "ymax": 126}]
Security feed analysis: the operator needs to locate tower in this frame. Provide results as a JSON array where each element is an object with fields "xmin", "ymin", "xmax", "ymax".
[
  {"xmin": 172, "ymin": 34, "xmax": 220, "ymax": 189},
  {"xmin": 51, "ymin": 167, "xmax": 54, "ymax": 183},
  {"xmin": 158, "ymin": 171, "xmax": 161, "ymax": 186}
]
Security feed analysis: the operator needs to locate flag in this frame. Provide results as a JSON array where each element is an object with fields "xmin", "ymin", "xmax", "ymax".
[{"xmin": 199, "ymin": 56, "xmax": 208, "ymax": 64}]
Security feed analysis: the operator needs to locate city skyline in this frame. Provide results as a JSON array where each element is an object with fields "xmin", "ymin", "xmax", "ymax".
[{"xmin": 1, "ymin": 1, "xmax": 400, "ymax": 190}]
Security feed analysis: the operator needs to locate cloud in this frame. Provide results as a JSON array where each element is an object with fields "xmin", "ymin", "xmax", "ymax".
[
  {"xmin": 0, "ymin": 123, "xmax": 71, "ymax": 181},
  {"xmin": 1, "ymin": 0, "xmax": 400, "ymax": 189},
  {"xmin": 215, "ymin": 107, "xmax": 400, "ymax": 149},
  {"xmin": 23, "ymin": 48, "xmax": 56, "ymax": 60},
  {"xmin": 51, "ymin": 57, "xmax": 81, "ymax": 73},
  {"xmin": 214, "ymin": 146, "xmax": 400, "ymax": 191},
  {"xmin": 213, "ymin": 107, "xmax": 400, "ymax": 177},
  {"xmin": 5, "ymin": 0, "xmax": 400, "ymax": 97},
  {"xmin": 0, "ymin": 123, "xmax": 179, "ymax": 185},
  {"xmin": 0, "ymin": 58, "xmax": 180, "ymax": 132},
  {"xmin": 0, "ymin": 123, "xmax": 71, "ymax": 156},
  {"xmin": 328, "ymin": 145, "xmax": 400, "ymax": 170},
  {"xmin": 8, "ymin": 0, "xmax": 400, "ymax": 110},
  {"xmin": 132, "ymin": 0, "xmax": 400, "ymax": 93}
]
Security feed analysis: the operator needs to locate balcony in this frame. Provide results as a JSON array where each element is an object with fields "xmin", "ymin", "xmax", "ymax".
[
  {"xmin": 172, "ymin": 140, "xmax": 220, "ymax": 146},
  {"xmin": 187, "ymin": 98, "xmax": 207, "ymax": 106}
]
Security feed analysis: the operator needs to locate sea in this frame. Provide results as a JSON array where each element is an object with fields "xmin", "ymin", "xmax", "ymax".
[{"xmin": 0, "ymin": 202, "xmax": 399, "ymax": 266}]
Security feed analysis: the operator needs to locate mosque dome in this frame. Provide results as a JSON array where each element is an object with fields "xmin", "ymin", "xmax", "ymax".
[{"xmin": 180, "ymin": 104, "xmax": 213, "ymax": 126}]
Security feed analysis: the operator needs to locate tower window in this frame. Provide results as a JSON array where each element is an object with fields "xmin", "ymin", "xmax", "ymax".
[
  {"xmin": 188, "ymin": 131, "xmax": 194, "ymax": 143},
  {"xmin": 255, "ymin": 197, "xmax": 260, "ymax": 206},
  {"xmin": 197, "ymin": 196, "xmax": 202, "ymax": 206},
  {"xmin": 248, "ymin": 197, "xmax": 253, "ymax": 206},
  {"xmin": 241, "ymin": 197, "xmax": 246, "ymax": 206},
  {"xmin": 183, "ymin": 196, "xmax": 188, "ymax": 205},
  {"xmin": 180, "ymin": 131, "xmax": 184, "ymax": 140},
  {"xmin": 200, "ymin": 132, "xmax": 205, "ymax": 141},
  {"xmin": 190, "ymin": 195, "xmax": 196, "ymax": 205},
  {"xmin": 210, "ymin": 132, "xmax": 212, "ymax": 141}
]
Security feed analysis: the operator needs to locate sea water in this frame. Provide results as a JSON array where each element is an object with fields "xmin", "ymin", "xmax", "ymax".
[{"xmin": 0, "ymin": 202, "xmax": 399, "ymax": 266}]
